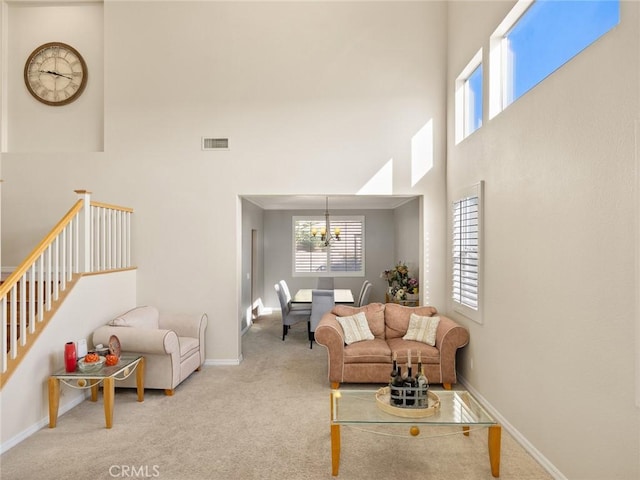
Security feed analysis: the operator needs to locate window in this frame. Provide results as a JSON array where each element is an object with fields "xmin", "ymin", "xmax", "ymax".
[
  {"xmin": 490, "ymin": 0, "xmax": 620, "ymax": 117},
  {"xmin": 455, "ymin": 50, "xmax": 483, "ymax": 144},
  {"xmin": 293, "ymin": 216, "xmax": 364, "ymax": 276},
  {"xmin": 452, "ymin": 182, "xmax": 483, "ymax": 323}
]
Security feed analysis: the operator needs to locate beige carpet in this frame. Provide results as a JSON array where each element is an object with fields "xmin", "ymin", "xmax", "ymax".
[{"xmin": 0, "ymin": 311, "xmax": 553, "ymax": 480}]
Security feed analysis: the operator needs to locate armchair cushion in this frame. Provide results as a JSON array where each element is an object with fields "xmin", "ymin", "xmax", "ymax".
[
  {"xmin": 108, "ymin": 306, "xmax": 159, "ymax": 329},
  {"xmin": 93, "ymin": 326, "xmax": 179, "ymax": 355}
]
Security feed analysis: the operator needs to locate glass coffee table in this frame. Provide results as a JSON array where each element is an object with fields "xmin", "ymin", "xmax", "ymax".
[
  {"xmin": 330, "ymin": 388, "xmax": 501, "ymax": 477},
  {"xmin": 48, "ymin": 355, "xmax": 145, "ymax": 429}
]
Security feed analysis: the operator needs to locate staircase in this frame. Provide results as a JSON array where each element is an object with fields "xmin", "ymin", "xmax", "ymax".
[
  {"xmin": 3, "ymin": 280, "xmax": 55, "ymax": 351},
  {"xmin": 0, "ymin": 190, "xmax": 135, "ymax": 388}
]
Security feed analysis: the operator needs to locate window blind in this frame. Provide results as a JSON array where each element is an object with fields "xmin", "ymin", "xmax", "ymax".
[{"xmin": 452, "ymin": 193, "xmax": 479, "ymax": 311}]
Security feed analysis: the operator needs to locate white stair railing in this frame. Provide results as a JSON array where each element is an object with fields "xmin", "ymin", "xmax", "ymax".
[{"xmin": 0, "ymin": 190, "xmax": 134, "ymax": 387}]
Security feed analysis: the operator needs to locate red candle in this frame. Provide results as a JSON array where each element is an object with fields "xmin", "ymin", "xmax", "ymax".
[{"xmin": 64, "ymin": 342, "xmax": 77, "ymax": 372}]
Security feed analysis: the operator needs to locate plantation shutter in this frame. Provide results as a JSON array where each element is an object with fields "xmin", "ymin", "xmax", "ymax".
[
  {"xmin": 294, "ymin": 220, "xmax": 327, "ymax": 273},
  {"xmin": 293, "ymin": 217, "xmax": 364, "ymax": 275},
  {"xmin": 452, "ymin": 191, "xmax": 480, "ymax": 311},
  {"xmin": 329, "ymin": 219, "xmax": 363, "ymax": 272}
]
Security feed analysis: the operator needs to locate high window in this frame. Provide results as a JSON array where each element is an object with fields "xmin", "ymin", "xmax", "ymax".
[
  {"xmin": 490, "ymin": 0, "xmax": 620, "ymax": 117},
  {"xmin": 455, "ymin": 50, "xmax": 483, "ymax": 144},
  {"xmin": 293, "ymin": 217, "xmax": 364, "ymax": 276},
  {"xmin": 452, "ymin": 182, "xmax": 483, "ymax": 323}
]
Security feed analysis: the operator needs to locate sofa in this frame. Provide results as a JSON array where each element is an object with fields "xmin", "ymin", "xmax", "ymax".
[
  {"xmin": 314, "ymin": 302, "xmax": 469, "ymax": 389},
  {"xmin": 93, "ymin": 306, "xmax": 207, "ymax": 395}
]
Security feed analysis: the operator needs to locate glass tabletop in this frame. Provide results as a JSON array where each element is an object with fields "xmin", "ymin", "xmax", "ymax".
[
  {"xmin": 331, "ymin": 388, "xmax": 496, "ymax": 426},
  {"xmin": 51, "ymin": 355, "xmax": 142, "ymax": 379}
]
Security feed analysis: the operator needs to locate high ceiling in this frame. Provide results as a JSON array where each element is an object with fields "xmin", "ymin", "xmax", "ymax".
[{"xmin": 242, "ymin": 195, "xmax": 418, "ymax": 210}]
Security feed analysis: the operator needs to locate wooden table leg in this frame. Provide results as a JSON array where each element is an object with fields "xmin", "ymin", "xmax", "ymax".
[
  {"xmin": 136, "ymin": 357, "xmax": 145, "ymax": 402},
  {"xmin": 488, "ymin": 425, "xmax": 502, "ymax": 477},
  {"xmin": 463, "ymin": 426, "xmax": 470, "ymax": 436},
  {"xmin": 48, "ymin": 377, "xmax": 60, "ymax": 428},
  {"xmin": 103, "ymin": 376, "xmax": 115, "ymax": 429},
  {"xmin": 330, "ymin": 390, "xmax": 341, "ymax": 476},
  {"xmin": 331, "ymin": 424, "xmax": 341, "ymax": 476},
  {"xmin": 90, "ymin": 379, "xmax": 99, "ymax": 401}
]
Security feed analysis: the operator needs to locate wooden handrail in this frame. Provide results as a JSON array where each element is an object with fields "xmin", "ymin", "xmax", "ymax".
[
  {"xmin": 90, "ymin": 201, "xmax": 134, "ymax": 213},
  {"xmin": 2, "ymin": 191, "xmax": 136, "ymax": 387},
  {"xmin": 0, "ymin": 199, "xmax": 84, "ymax": 299}
]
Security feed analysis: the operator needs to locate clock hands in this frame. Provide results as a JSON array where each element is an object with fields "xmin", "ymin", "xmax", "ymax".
[{"xmin": 39, "ymin": 69, "xmax": 73, "ymax": 80}]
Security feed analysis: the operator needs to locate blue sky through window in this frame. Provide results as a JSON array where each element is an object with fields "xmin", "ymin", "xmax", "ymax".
[
  {"xmin": 506, "ymin": 0, "xmax": 620, "ymax": 103},
  {"xmin": 466, "ymin": 64, "xmax": 483, "ymax": 135}
]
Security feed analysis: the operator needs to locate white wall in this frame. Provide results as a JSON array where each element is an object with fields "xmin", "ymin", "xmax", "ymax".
[
  {"xmin": 0, "ymin": 270, "xmax": 136, "ymax": 451},
  {"xmin": 4, "ymin": 1, "xmax": 104, "ymax": 152},
  {"xmin": 1, "ymin": 1, "xmax": 447, "ymax": 366},
  {"xmin": 447, "ymin": 1, "xmax": 640, "ymax": 479}
]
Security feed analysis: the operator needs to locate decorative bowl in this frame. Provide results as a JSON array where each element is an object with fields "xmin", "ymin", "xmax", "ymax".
[{"xmin": 77, "ymin": 356, "xmax": 106, "ymax": 373}]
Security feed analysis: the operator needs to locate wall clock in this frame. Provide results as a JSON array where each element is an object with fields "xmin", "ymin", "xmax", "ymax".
[{"xmin": 23, "ymin": 42, "xmax": 88, "ymax": 106}]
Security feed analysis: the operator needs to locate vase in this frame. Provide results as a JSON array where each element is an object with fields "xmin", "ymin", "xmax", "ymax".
[{"xmin": 64, "ymin": 342, "xmax": 77, "ymax": 373}]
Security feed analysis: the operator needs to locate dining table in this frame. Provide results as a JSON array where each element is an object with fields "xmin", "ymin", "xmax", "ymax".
[{"xmin": 291, "ymin": 288, "xmax": 354, "ymax": 305}]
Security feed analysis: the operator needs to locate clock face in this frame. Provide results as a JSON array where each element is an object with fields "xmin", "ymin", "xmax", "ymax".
[{"xmin": 23, "ymin": 42, "xmax": 88, "ymax": 106}]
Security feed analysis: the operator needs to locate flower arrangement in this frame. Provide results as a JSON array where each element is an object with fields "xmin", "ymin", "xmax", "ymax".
[{"xmin": 380, "ymin": 261, "xmax": 419, "ymax": 300}]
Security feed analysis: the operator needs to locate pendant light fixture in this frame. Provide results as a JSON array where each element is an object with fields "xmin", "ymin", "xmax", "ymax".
[{"xmin": 311, "ymin": 197, "xmax": 341, "ymax": 247}]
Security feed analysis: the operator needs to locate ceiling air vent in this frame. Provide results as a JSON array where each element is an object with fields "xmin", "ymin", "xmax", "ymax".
[{"xmin": 201, "ymin": 137, "xmax": 229, "ymax": 151}]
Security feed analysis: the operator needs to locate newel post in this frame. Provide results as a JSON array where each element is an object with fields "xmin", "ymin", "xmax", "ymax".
[{"xmin": 74, "ymin": 189, "xmax": 92, "ymax": 273}]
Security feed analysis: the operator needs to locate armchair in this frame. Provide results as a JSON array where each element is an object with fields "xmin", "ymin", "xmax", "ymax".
[{"xmin": 93, "ymin": 306, "xmax": 207, "ymax": 395}]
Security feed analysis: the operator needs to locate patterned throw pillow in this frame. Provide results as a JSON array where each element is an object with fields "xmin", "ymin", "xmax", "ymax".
[
  {"xmin": 336, "ymin": 312, "xmax": 375, "ymax": 345},
  {"xmin": 402, "ymin": 314, "xmax": 440, "ymax": 346}
]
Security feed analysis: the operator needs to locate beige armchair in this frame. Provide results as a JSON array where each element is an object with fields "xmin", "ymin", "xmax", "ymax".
[{"xmin": 93, "ymin": 306, "xmax": 207, "ymax": 395}]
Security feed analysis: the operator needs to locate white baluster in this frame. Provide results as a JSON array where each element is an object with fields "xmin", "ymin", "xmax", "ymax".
[
  {"xmin": 1, "ymin": 295, "xmax": 6, "ymax": 372},
  {"xmin": 9, "ymin": 285, "xmax": 17, "ymax": 359},
  {"xmin": 19, "ymin": 276, "xmax": 26, "ymax": 346},
  {"xmin": 37, "ymin": 256, "xmax": 44, "ymax": 322},
  {"xmin": 29, "ymin": 266, "xmax": 35, "ymax": 334},
  {"xmin": 53, "ymin": 237, "xmax": 59, "ymax": 301}
]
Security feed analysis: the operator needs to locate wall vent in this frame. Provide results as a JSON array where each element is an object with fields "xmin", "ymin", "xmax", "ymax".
[{"xmin": 202, "ymin": 137, "xmax": 229, "ymax": 151}]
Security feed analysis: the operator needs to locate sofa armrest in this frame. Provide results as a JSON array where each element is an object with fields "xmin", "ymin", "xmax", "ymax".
[
  {"xmin": 93, "ymin": 325, "xmax": 180, "ymax": 355},
  {"xmin": 435, "ymin": 315, "xmax": 470, "ymax": 385},
  {"xmin": 314, "ymin": 313, "xmax": 346, "ymax": 384},
  {"xmin": 159, "ymin": 312, "xmax": 208, "ymax": 339}
]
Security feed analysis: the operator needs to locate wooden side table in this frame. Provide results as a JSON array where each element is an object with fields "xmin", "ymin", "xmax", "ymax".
[{"xmin": 48, "ymin": 355, "xmax": 144, "ymax": 429}]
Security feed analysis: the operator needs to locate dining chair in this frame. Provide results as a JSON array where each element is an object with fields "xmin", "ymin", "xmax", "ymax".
[
  {"xmin": 317, "ymin": 277, "xmax": 334, "ymax": 289},
  {"xmin": 354, "ymin": 280, "xmax": 371, "ymax": 307},
  {"xmin": 275, "ymin": 283, "xmax": 311, "ymax": 342},
  {"xmin": 309, "ymin": 289, "xmax": 335, "ymax": 349},
  {"xmin": 358, "ymin": 282, "xmax": 373, "ymax": 307},
  {"xmin": 279, "ymin": 280, "xmax": 310, "ymax": 312}
]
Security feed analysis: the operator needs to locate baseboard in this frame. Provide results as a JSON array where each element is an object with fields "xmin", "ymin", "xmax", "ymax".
[
  {"xmin": 0, "ymin": 391, "xmax": 88, "ymax": 455},
  {"xmin": 204, "ymin": 355, "xmax": 243, "ymax": 367},
  {"xmin": 458, "ymin": 374, "xmax": 568, "ymax": 480}
]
